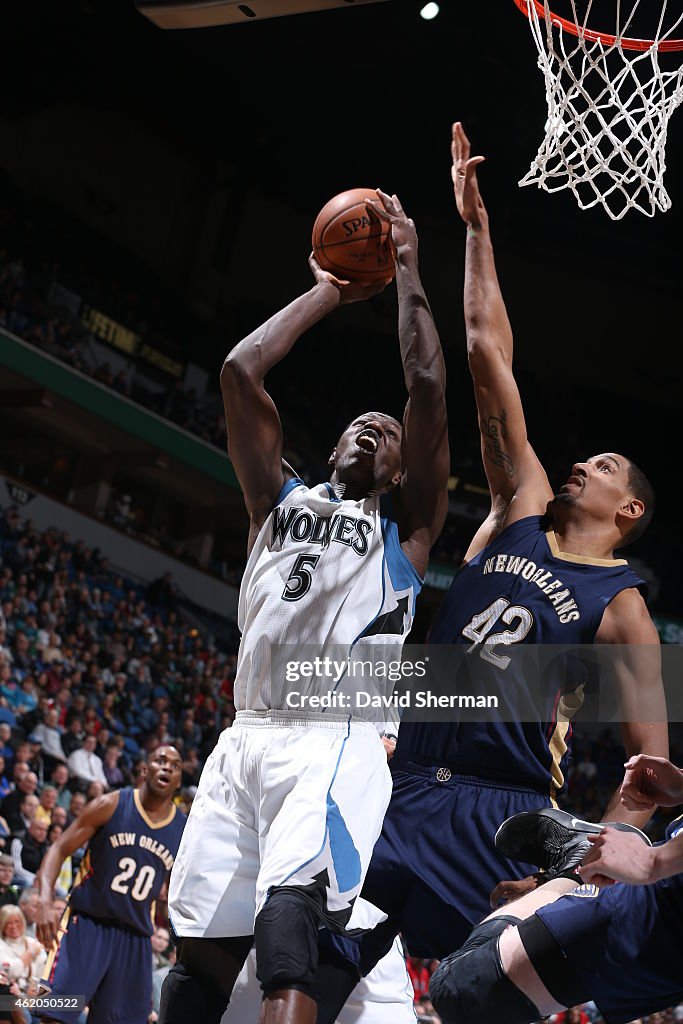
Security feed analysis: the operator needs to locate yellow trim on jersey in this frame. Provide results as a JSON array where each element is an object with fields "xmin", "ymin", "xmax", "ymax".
[
  {"xmin": 545, "ymin": 528, "xmax": 627, "ymax": 567},
  {"xmin": 42, "ymin": 905, "xmax": 72, "ymax": 988},
  {"xmin": 548, "ymin": 685, "xmax": 586, "ymax": 802},
  {"xmin": 134, "ymin": 788, "xmax": 177, "ymax": 830},
  {"xmin": 71, "ymin": 849, "xmax": 91, "ymax": 890}
]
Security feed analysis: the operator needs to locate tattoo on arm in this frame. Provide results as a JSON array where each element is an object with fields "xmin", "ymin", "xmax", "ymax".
[{"xmin": 481, "ymin": 411, "xmax": 514, "ymax": 478}]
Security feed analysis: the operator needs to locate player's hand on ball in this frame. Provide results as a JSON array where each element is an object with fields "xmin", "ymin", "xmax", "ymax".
[
  {"xmin": 36, "ymin": 898, "xmax": 58, "ymax": 948},
  {"xmin": 451, "ymin": 122, "xmax": 486, "ymax": 228},
  {"xmin": 308, "ymin": 253, "xmax": 390, "ymax": 304},
  {"xmin": 365, "ymin": 190, "xmax": 416, "ymax": 257},
  {"xmin": 620, "ymin": 754, "xmax": 683, "ymax": 811},
  {"xmin": 489, "ymin": 874, "xmax": 540, "ymax": 909}
]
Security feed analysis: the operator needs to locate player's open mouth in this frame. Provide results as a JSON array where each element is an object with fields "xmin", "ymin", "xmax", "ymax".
[
  {"xmin": 356, "ymin": 429, "xmax": 379, "ymax": 455},
  {"xmin": 157, "ymin": 775, "xmax": 170, "ymax": 786}
]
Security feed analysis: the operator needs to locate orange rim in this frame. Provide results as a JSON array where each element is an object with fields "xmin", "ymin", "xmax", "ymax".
[{"xmin": 513, "ymin": 0, "xmax": 683, "ymax": 52}]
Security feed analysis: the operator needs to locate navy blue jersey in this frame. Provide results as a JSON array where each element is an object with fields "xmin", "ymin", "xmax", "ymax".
[
  {"xmin": 397, "ymin": 515, "xmax": 645, "ymax": 795},
  {"xmin": 69, "ymin": 787, "xmax": 186, "ymax": 936}
]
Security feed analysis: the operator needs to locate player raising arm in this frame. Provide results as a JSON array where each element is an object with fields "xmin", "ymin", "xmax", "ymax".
[
  {"xmin": 160, "ymin": 189, "xmax": 449, "ymax": 1024},
  {"xmin": 451, "ymin": 120, "xmax": 667, "ymax": 837}
]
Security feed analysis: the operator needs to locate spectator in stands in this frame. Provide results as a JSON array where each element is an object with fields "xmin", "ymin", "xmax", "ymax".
[
  {"xmin": 1, "ymin": 776, "xmax": 38, "ymax": 833},
  {"xmin": 49, "ymin": 807, "xmax": 67, "ymax": 832},
  {"xmin": 30, "ymin": 709, "xmax": 67, "ymax": 767},
  {"xmin": 10, "ymin": 795, "xmax": 38, "ymax": 840},
  {"xmin": 111, "ymin": 494, "xmax": 133, "ymax": 531},
  {"xmin": 24, "ymin": 735, "xmax": 45, "ymax": 786},
  {"xmin": 85, "ymin": 781, "xmax": 105, "ymax": 802},
  {"xmin": 16, "ymin": 890, "xmax": 38, "ymax": 940},
  {"xmin": 102, "ymin": 741, "xmax": 124, "ymax": 789},
  {"xmin": 181, "ymin": 749, "xmax": 200, "ymax": 789},
  {"xmin": 0, "ymin": 758, "xmax": 10, "ymax": 800},
  {"xmin": 0, "ymin": 809, "xmax": 9, "ymax": 852},
  {"xmin": 0, "ymin": 855, "xmax": 19, "ymax": 907},
  {"xmin": 0, "ymin": 905, "xmax": 47, "ymax": 992},
  {"xmin": 49, "ymin": 764, "xmax": 71, "ymax": 811},
  {"xmin": 34, "ymin": 786, "xmax": 56, "ymax": 826},
  {"xmin": 10, "ymin": 818, "xmax": 49, "ymax": 888},
  {"xmin": 407, "ymin": 958, "xmax": 432, "ymax": 1003},
  {"xmin": 67, "ymin": 734, "xmax": 107, "ymax": 789},
  {"xmin": 46, "ymin": 825, "xmax": 71, "ymax": 898},
  {"xmin": 151, "ymin": 926, "xmax": 172, "ymax": 972},
  {"xmin": 0, "ymin": 726, "xmax": 13, "ymax": 768},
  {"xmin": 61, "ymin": 715, "xmax": 84, "ymax": 759},
  {"xmin": 66, "ymin": 791, "xmax": 85, "ymax": 827}
]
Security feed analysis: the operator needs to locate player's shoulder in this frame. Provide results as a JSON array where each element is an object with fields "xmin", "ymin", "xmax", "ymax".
[
  {"xmin": 598, "ymin": 586, "xmax": 658, "ymax": 643},
  {"xmin": 85, "ymin": 789, "xmax": 122, "ymax": 828}
]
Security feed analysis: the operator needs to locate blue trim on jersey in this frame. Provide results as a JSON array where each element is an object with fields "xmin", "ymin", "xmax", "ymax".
[
  {"xmin": 326, "ymin": 792, "xmax": 362, "ymax": 891},
  {"xmin": 275, "ymin": 476, "xmax": 305, "ymax": 507},
  {"xmin": 324, "ymin": 483, "xmax": 343, "ymax": 503},
  {"xmin": 278, "ymin": 720, "xmax": 360, "ymax": 891},
  {"xmin": 380, "ymin": 516, "xmax": 423, "ymax": 601}
]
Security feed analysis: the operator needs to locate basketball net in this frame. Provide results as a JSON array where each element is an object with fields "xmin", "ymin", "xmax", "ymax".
[{"xmin": 518, "ymin": 0, "xmax": 683, "ymax": 218}]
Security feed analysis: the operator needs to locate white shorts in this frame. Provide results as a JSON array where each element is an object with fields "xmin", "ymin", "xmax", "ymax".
[
  {"xmin": 169, "ymin": 711, "xmax": 392, "ymax": 938},
  {"xmin": 222, "ymin": 938, "xmax": 416, "ymax": 1024}
]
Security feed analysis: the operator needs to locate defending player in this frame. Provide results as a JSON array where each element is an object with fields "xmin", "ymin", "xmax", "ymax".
[
  {"xmin": 33, "ymin": 745, "xmax": 184, "ymax": 1024},
  {"xmin": 159, "ymin": 189, "xmax": 449, "ymax": 1024},
  {"xmin": 430, "ymin": 753, "xmax": 683, "ymax": 1024},
  {"xmin": 311, "ymin": 123, "xmax": 668, "ymax": 1024}
]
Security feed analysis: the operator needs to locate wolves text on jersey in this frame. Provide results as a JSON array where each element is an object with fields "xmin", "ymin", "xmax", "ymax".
[
  {"xmin": 271, "ymin": 505, "xmax": 373, "ymax": 556},
  {"xmin": 482, "ymin": 552, "xmax": 580, "ymax": 623}
]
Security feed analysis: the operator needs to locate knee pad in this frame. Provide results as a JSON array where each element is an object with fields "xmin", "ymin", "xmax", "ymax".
[
  {"xmin": 459, "ymin": 914, "xmax": 521, "ymax": 954},
  {"xmin": 254, "ymin": 887, "xmax": 320, "ymax": 995},
  {"xmin": 430, "ymin": 926, "xmax": 539, "ymax": 1024}
]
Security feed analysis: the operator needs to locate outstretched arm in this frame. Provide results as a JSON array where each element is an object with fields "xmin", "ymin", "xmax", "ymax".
[
  {"xmin": 367, "ymin": 191, "xmax": 449, "ymax": 578},
  {"xmin": 452, "ymin": 123, "xmax": 552, "ymax": 561},
  {"xmin": 221, "ymin": 261, "xmax": 389, "ymax": 551}
]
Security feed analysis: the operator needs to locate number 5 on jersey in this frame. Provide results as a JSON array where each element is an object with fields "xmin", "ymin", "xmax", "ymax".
[{"xmin": 282, "ymin": 554, "xmax": 320, "ymax": 602}]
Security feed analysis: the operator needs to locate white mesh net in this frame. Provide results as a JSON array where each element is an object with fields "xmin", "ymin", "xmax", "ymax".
[{"xmin": 519, "ymin": 0, "xmax": 683, "ymax": 218}]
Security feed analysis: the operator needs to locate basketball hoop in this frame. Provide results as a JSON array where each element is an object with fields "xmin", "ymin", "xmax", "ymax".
[{"xmin": 514, "ymin": 0, "xmax": 683, "ymax": 218}]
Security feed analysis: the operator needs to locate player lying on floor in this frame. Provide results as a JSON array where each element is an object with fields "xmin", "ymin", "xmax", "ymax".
[{"xmin": 429, "ymin": 753, "xmax": 683, "ymax": 1024}]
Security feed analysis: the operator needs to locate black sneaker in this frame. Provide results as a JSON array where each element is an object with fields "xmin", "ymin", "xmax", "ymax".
[{"xmin": 494, "ymin": 807, "xmax": 652, "ymax": 877}]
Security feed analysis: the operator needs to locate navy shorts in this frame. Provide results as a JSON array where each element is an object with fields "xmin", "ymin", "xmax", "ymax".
[
  {"xmin": 325, "ymin": 762, "xmax": 546, "ymax": 969},
  {"xmin": 537, "ymin": 874, "xmax": 683, "ymax": 1024},
  {"xmin": 40, "ymin": 908, "xmax": 152, "ymax": 1024}
]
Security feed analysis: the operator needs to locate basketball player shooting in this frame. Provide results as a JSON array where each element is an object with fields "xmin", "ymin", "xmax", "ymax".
[
  {"xmin": 34, "ymin": 746, "xmax": 185, "ymax": 1024},
  {"xmin": 159, "ymin": 189, "xmax": 450, "ymax": 1024}
]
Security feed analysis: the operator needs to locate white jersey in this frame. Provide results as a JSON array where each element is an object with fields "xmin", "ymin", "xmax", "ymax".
[{"xmin": 235, "ymin": 477, "xmax": 423, "ymax": 713}]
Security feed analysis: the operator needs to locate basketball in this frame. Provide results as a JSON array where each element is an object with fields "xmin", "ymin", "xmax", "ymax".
[{"xmin": 312, "ymin": 188, "xmax": 396, "ymax": 283}]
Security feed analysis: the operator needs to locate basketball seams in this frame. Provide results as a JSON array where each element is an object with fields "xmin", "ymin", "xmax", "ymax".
[{"xmin": 312, "ymin": 188, "xmax": 395, "ymax": 281}]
